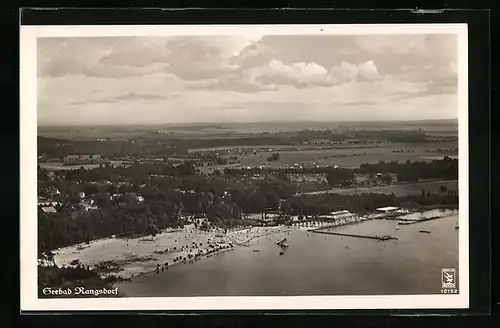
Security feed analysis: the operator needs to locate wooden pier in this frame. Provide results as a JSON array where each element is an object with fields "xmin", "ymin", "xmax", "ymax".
[
  {"xmin": 397, "ymin": 216, "xmax": 443, "ymax": 225},
  {"xmin": 311, "ymin": 230, "xmax": 397, "ymax": 241}
]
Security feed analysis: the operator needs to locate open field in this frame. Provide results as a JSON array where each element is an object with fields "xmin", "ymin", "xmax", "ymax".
[
  {"xmin": 299, "ymin": 180, "xmax": 458, "ymax": 197},
  {"xmin": 238, "ymin": 148, "xmax": 432, "ymax": 169},
  {"xmin": 195, "ymin": 143, "xmax": 457, "ymax": 173}
]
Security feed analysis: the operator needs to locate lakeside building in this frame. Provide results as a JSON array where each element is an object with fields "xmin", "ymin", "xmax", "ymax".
[
  {"xmin": 189, "ymin": 215, "xmax": 210, "ymax": 227},
  {"xmin": 38, "ymin": 197, "xmax": 61, "ymax": 207},
  {"xmin": 319, "ymin": 210, "xmax": 357, "ymax": 221},
  {"xmin": 376, "ymin": 206, "xmax": 399, "ymax": 213},
  {"xmin": 193, "ymin": 160, "xmax": 216, "ymax": 167},
  {"xmin": 375, "ymin": 206, "xmax": 409, "ymax": 214},
  {"xmin": 40, "ymin": 206, "xmax": 57, "ymax": 213}
]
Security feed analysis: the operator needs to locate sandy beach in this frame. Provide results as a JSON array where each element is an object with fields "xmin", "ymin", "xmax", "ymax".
[
  {"xmin": 51, "ymin": 223, "xmax": 319, "ymax": 280},
  {"xmin": 51, "ymin": 209, "xmax": 453, "ymax": 281}
]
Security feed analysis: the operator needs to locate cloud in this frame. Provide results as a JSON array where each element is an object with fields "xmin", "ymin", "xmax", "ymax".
[
  {"xmin": 229, "ymin": 42, "xmax": 280, "ymax": 68},
  {"xmin": 249, "ymin": 60, "xmax": 332, "ymax": 88},
  {"xmin": 329, "ymin": 101, "xmax": 378, "ymax": 107},
  {"xmin": 99, "ymin": 37, "xmax": 172, "ymax": 67},
  {"xmin": 38, "ymin": 37, "xmax": 173, "ymax": 78},
  {"xmin": 399, "ymin": 61, "xmax": 457, "ymax": 83},
  {"xmin": 330, "ymin": 62, "xmax": 359, "ymax": 82},
  {"xmin": 37, "ymin": 34, "xmax": 460, "ymax": 125},
  {"xmin": 113, "ymin": 92, "xmax": 169, "ymax": 101},
  {"xmin": 37, "ymin": 70, "xmax": 458, "ymax": 126},
  {"xmin": 354, "ymin": 35, "xmax": 457, "ymax": 59},
  {"xmin": 230, "ymin": 34, "xmax": 457, "ymax": 77},
  {"xmin": 68, "ymin": 92, "xmax": 170, "ymax": 106},
  {"xmin": 329, "ymin": 61, "xmax": 381, "ymax": 83},
  {"xmin": 390, "ymin": 80, "xmax": 457, "ymax": 101},
  {"xmin": 38, "ymin": 35, "xmax": 455, "ymax": 89},
  {"xmin": 357, "ymin": 61, "xmax": 381, "ymax": 80},
  {"xmin": 198, "ymin": 59, "xmax": 382, "ymax": 91},
  {"xmin": 38, "ymin": 36, "xmax": 260, "ymax": 80},
  {"xmin": 187, "ymin": 77, "xmax": 276, "ymax": 93}
]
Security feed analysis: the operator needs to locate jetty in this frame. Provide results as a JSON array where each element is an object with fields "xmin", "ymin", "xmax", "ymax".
[
  {"xmin": 311, "ymin": 230, "xmax": 397, "ymax": 241},
  {"xmin": 398, "ymin": 216, "xmax": 444, "ymax": 225}
]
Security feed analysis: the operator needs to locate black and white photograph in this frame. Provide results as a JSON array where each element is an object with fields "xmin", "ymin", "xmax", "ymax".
[{"xmin": 20, "ymin": 24, "xmax": 469, "ymax": 310}]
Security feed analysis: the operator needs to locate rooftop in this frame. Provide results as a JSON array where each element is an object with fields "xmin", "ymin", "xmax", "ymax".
[
  {"xmin": 330, "ymin": 210, "xmax": 349, "ymax": 215},
  {"xmin": 41, "ymin": 206, "xmax": 57, "ymax": 213},
  {"xmin": 376, "ymin": 206, "xmax": 399, "ymax": 212}
]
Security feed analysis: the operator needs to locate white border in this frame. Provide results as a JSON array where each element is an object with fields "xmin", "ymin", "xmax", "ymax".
[{"xmin": 20, "ymin": 24, "xmax": 469, "ymax": 311}]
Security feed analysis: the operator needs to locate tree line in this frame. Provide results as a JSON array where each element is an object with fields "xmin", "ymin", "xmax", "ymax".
[
  {"xmin": 357, "ymin": 157, "xmax": 458, "ymax": 182},
  {"xmin": 282, "ymin": 192, "xmax": 458, "ymax": 217},
  {"xmin": 224, "ymin": 158, "xmax": 458, "ymax": 184},
  {"xmin": 37, "ymin": 158, "xmax": 458, "ymax": 250},
  {"xmin": 38, "ymin": 180, "xmax": 457, "ymax": 251}
]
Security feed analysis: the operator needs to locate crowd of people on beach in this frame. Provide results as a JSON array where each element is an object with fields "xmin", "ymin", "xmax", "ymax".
[{"xmin": 54, "ymin": 215, "xmax": 382, "ymax": 280}]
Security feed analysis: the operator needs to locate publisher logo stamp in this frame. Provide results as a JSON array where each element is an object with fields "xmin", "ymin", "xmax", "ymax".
[{"xmin": 441, "ymin": 268, "xmax": 456, "ymax": 289}]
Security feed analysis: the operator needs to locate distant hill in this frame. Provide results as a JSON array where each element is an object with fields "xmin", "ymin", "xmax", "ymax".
[
  {"xmin": 163, "ymin": 124, "xmax": 228, "ymax": 131},
  {"xmin": 38, "ymin": 136, "xmax": 68, "ymax": 144},
  {"xmin": 37, "ymin": 119, "xmax": 458, "ymax": 140}
]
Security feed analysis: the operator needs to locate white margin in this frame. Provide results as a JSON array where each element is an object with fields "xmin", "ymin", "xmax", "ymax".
[{"xmin": 20, "ymin": 24, "xmax": 469, "ymax": 311}]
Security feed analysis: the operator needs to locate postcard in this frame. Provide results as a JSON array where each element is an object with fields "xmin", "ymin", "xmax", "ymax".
[{"xmin": 20, "ymin": 23, "xmax": 469, "ymax": 311}]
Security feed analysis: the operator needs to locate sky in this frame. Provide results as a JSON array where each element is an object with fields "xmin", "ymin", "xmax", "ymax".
[{"xmin": 37, "ymin": 34, "xmax": 459, "ymax": 125}]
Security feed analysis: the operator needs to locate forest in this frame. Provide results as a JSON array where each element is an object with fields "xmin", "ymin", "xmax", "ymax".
[
  {"xmin": 224, "ymin": 157, "xmax": 458, "ymax": 183},
  {"xmin": 38, "ymin": 160, "xmax": 458, "ymax": 251}
]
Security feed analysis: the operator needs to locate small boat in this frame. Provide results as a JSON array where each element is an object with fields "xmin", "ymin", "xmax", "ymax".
[
  {"xmin": 419, "ymin": 230, "xmax": 431, "ymax": 234},
  {"xmin": 279, "ymin": 251, "xmax": 284, "ymax": 256},
  {"xmin": 455, "ymin": 226, "xmax": 459, "ymax": 230},
  {"xmin": 276, "ymin": 238, "xmax": 289, "ymax": 248},
  {"xmin": 253, "ymin": 249, "xmax": 260, "ymax": 252}
]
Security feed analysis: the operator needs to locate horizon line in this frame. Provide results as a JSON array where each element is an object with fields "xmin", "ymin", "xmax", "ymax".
[{"xmin": 37, "ymin": 118, "xmax": 459, "ymax": 128}]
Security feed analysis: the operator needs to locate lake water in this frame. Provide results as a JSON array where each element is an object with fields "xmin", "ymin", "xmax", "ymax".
[{"xmin": 117, "ymin": 214, "xmax": 459, "ymax": 297}]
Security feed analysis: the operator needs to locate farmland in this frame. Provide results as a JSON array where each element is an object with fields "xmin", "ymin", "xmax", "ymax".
[
  {"xmin": 237, "ymin": 146, "xmax": 452, "ymax": 168},
  {"xmin": 299, "ymin": 180, "xmax": 459, "ymax": 197},
  {"xmin": 194, "ymin": 142, "xmax": 457, "ymax": 174}
]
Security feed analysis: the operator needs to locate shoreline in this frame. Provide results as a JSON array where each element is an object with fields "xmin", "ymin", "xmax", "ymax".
[
  {"xmin": 113, "ymin": 245, "xmax": 237, "ymax": 292},
  {"xmin": 113, "ymin": 227, "xmax": 307, "ymax": 295},
  {"xmin": 49, "ymin": 209, "xmax": 457, "ymax": 288},
  {"xmin": 115, "ymin": 211, "xmax": 459, "ymax": 297},
  {"xmin": 50, "ymin": 224, "xmax": 310, "ymax": 281}
]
